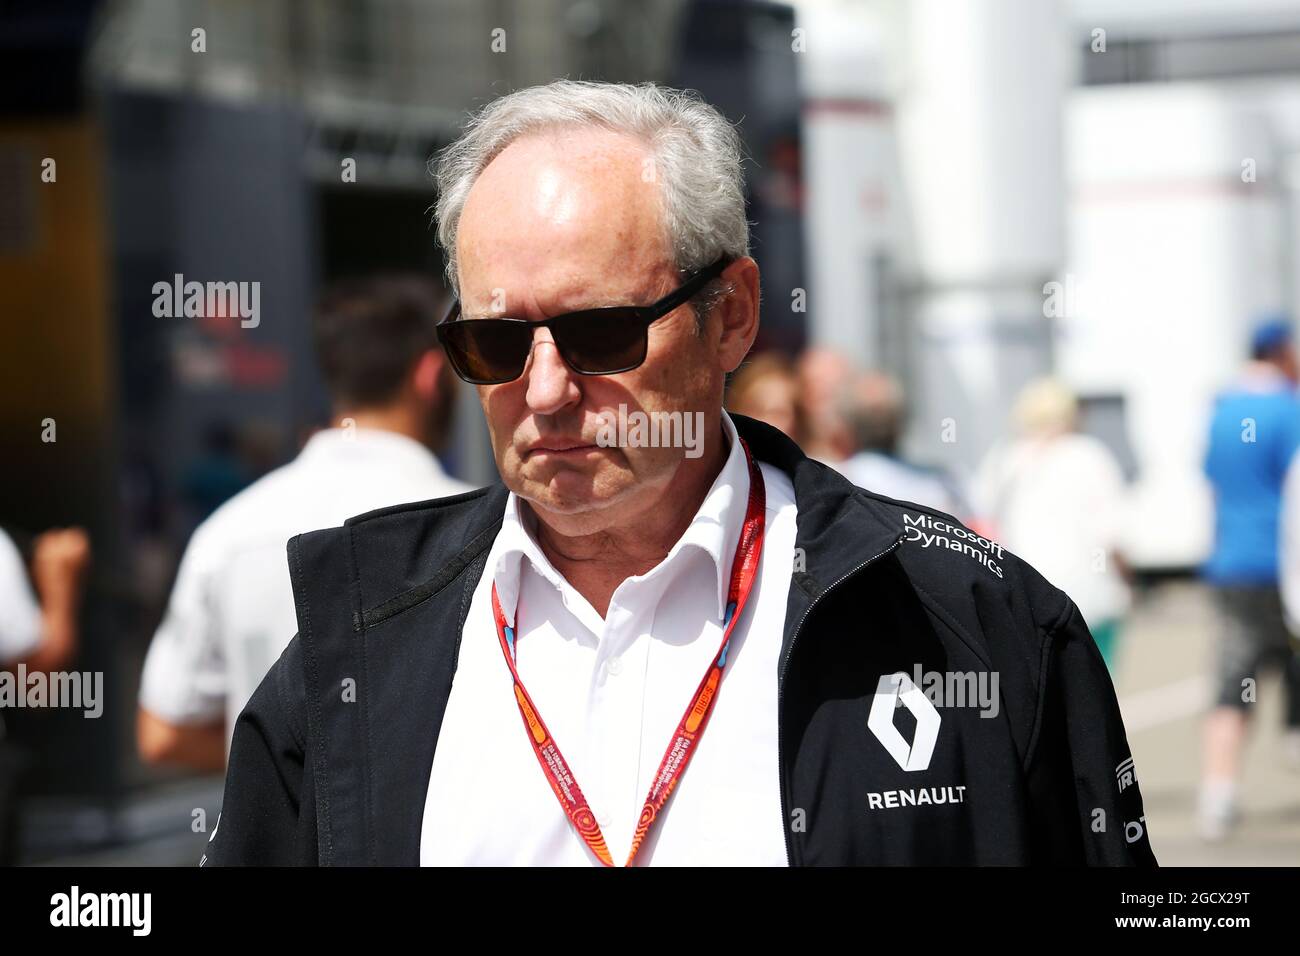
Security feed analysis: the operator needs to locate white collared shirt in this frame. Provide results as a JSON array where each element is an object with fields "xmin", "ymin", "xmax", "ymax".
[
  {"xmin": 421, "ymin": 413, "xmax": 797, "ymax": 866},
  {"xmin": 0, "ymin": 528, "xmax": 40, "ymax": 665},
  {"xmin": 140, "ymin": 427, "xmax": 473, "ymax": 749}
]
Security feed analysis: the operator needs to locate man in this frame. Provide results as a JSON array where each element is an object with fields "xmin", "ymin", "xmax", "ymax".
[
  {"xmin": 208, "ymin": 80, "xmax": 1154, "ymax": 866},
  {"xmin": 1201, "ymin": 317, "xmax": 1300, "ymax": 840},
  {"xmin": 836, "ymin": 371, "xmax": 967, "ymax": 518},
  {"xmin": 137, "ymin": 277, "xmax": 473, "ymax": 771}
]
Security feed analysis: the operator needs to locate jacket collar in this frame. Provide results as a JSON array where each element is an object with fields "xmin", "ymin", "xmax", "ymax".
[{"xmin": 730, "ymin": 413, "xmax": 905, "ymax": 595}]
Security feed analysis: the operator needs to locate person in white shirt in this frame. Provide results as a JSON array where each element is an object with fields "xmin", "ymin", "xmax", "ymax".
[
  {"xmin": 0, "ymin": 530, "xmax": 43, "ymax": 670},
  {"xmin": 207, "ymin": 81, "xmax": 1156, "ymax": 868},
  {"xmin": 972, "ymin": 377, "xmax": 1131, "ymax": 668},
  {"xmin": 412, "ymin": 84, "xmax": 788, "ymax": 866},
  {"xmin": 137, "ymin": 277, "xmax": 474, "ymax": 771},
  {"xmin": 0, "ymin": 527, "xmax": 90, "ymax": 674}
]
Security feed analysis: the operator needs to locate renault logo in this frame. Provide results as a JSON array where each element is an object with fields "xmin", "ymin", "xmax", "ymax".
[{"xmin": 868, "ymin": 672, "xmax": 941, "ymax": 772}]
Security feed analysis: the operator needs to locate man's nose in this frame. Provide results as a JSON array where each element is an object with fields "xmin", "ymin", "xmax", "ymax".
[{"xmin": 524, "ymin": 327, "xmax": 581, "ymax": 415}]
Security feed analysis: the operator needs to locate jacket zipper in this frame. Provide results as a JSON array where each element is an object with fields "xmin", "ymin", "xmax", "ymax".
[{"xmin": 778, "ymin": 532, "xmax": 904, "ymax": 866}]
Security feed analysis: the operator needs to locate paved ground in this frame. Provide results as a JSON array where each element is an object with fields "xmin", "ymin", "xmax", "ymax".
[{"xmin": 1116, "ymin": 579, "xmax": 1300, "ymax": 866}]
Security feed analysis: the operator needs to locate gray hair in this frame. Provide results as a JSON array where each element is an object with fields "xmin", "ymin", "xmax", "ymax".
[{"xmin": 431, "ymin": 79, "xmax": 750, "ymax": 306}]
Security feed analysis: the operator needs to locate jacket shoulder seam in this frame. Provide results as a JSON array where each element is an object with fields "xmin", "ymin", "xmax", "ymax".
[
  {"xmin": 273, "ymin": 642, "xmax": 307, "ymax": 754},
  {"xmin": 1022, "ymin": 599, "xmax": 1076, "ymax": 773},
  {"xmin": 345, "ymin": 520, "xmax": 379, "ymax": 866},
  {"xmin": 288, "ymin": 531, "xmax": 334, "ymax": 865},
  {"xmin": 904, "ymin": 574, "xmax": 996, "ymax": 671}
]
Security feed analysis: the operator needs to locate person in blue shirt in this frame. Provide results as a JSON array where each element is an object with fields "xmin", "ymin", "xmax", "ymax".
[{"xmin": 1200, "ymin": 316, "xmax": 1300, "ymax": 840}]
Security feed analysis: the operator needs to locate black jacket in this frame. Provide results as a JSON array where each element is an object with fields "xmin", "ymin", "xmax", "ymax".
[{"xmin": 205, "ymin": 415, "xmax": 1157, "ymax": 866}]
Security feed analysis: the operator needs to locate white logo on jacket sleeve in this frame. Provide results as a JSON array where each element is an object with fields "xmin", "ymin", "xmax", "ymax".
[
  {"xmin": 868, "ymin": 672, "xmax": 941, "ymax": 772},
  {"xmin": 902, "ymin": 512, "xmax": 1005, "ymax": 579},
  {"xmin": 1115, "ymin": 756, "xmax": 1136, "ymax": 793}
]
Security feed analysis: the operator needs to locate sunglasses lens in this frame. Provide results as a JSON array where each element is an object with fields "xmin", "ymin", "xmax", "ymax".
[
  {"xmin": 437, "ymin": 320, "xmax": 533, "ymax": 384},
  {"xmin": 551, "ymin": 309, "xmax": 648, "ymax": 374}
]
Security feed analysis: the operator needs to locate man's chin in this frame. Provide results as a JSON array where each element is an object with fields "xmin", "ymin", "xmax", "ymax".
[
  {"xmin": 511, "ymin": 469, "xmax": 632, "ymax": 529},
  {"xmin": 521, "ymin": 482, "xmax": 615, "ymax": 518}
]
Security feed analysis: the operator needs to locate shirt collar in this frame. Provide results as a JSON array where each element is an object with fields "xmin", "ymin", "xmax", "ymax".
[
  {"xmin": 492, "ymin": 411, "xmax": 750, "ymax": 628},
  {"xmin": 297, "ymin": 426, "xmax": 448, "ymax": 478}
]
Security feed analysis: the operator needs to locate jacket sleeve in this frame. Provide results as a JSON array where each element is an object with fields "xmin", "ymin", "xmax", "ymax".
[
  {"xmin": 202, "ymin": 634, "xmax": 318, "ymax": 866},
  {"xmin": 1024, "ymin": 598, "xmax": 1158, "ymax": 866}
]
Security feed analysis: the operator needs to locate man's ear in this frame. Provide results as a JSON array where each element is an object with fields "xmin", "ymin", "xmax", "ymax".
[
  {"xmin": 412, "ymin": 349, "xmax": 445, "ymax": 400},
  {"xmin": 715, "ymin": 257, "xmax": 761, "ymax": 375}
]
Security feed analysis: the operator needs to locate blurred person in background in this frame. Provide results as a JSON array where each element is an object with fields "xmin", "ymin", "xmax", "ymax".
[
  {"xmin": 724, "ymin": 351, "xmax": 803, "ymax": 441},
  {"xmin": 136, "ymin": 276, "xmax": 474, "ymax": 772},
  {"xmin": 835, "ymin": 371, "xmax": 967, "ymax": 518},
  {"xmin": 972, "ymin": 378, "xmax": 1130, "ymax": 669},
  {"xmin": 795, "ymin": 346, "xmax": 855, "ymax": 464},
  {"xmin": 0, "ymin": 526, "xmax": 91, "ymax": 864},
  {"xmin": 1200, "ymin": 316, "xmax": 1300, "ymax": 840},
  {"xmin": 0, "ymin": 528, "xmax": 91, "ymax": 674}
]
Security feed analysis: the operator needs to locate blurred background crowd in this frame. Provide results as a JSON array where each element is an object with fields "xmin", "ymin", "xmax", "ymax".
[{"xmin": 2, "ymin": 0, "xmax": 1300, "ymax": 865}]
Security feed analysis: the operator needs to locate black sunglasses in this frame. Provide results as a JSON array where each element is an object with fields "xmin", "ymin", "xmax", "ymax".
[{"xmin": 435, "ymin": 256, "xmax": 732, "ymax": 385}]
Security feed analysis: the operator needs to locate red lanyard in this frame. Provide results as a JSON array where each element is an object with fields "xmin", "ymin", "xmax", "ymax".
[{"xmin": 491, "ymin": 438, "xmax": 767, "ymax": 866}]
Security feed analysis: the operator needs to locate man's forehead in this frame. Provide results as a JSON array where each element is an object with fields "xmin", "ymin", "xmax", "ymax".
[
  {"xmin": 456, "ymin": 130, "xmax": 671, "ymax": 310},
  {"xmin": 460, "ymin": 133, "xmax": 661, "ymax": 243}
]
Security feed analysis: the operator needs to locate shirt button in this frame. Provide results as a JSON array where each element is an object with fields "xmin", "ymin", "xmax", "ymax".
[
  {"xmin": 596, "ymin": 809, "xmax": 611, "ymax": 829},
  {"xmin": 606, "ymin": 656, "xmax": 623, "ymax": 677}
]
